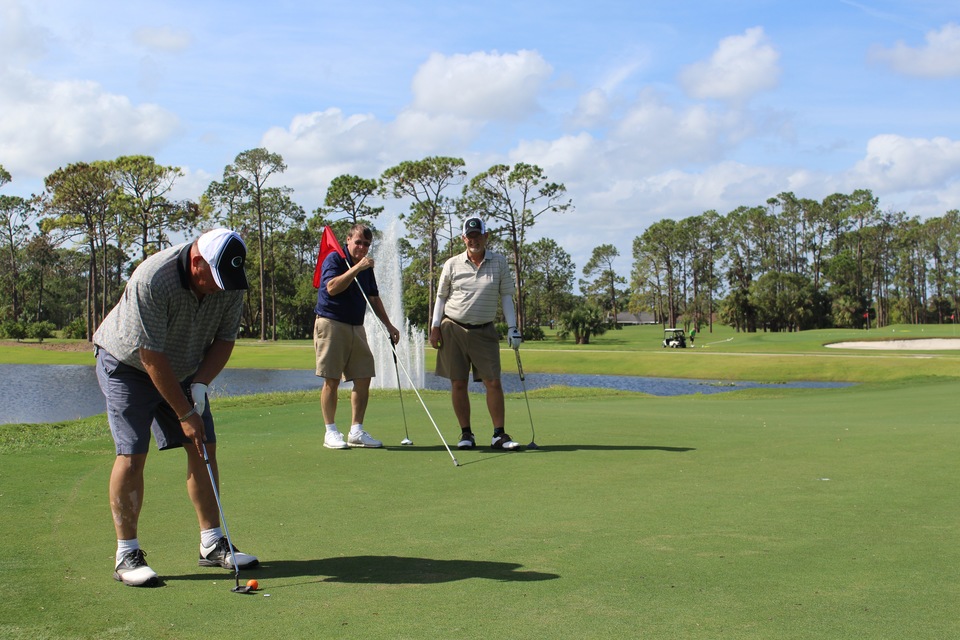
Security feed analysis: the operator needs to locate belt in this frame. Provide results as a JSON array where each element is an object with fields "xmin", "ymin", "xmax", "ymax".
[{"xmin": 443, "ymin": 315, "xmax": 493, "ymax": 330}]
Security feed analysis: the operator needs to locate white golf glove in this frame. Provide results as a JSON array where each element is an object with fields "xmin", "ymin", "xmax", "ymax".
[
  {"xmin": 507, "ymin": 327, "xmax": 523, "ymax": 350},
  {"xmin": 190, "ymin": 382, "xmax": 208, "ymax": 416}
]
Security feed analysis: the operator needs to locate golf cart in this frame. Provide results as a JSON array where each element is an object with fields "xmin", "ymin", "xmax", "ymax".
[{"xmin": 662, "ymin": 328, "xmax": 687, "ymax": 348}]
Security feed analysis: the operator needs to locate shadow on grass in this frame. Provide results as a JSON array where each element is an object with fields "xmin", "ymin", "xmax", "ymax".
[
  {"xmin": 382, "ymin": 444, "xmax": 695, "ymax": 453},
  {"xmin": 167, "ymin": 556, "xmax": 559, "ymax": 586}
]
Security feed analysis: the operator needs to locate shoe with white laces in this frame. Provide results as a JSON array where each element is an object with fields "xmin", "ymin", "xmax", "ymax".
[
  {"xmin": 114, "ymin": 549, "xmax": 159, "ymax": 587},
  {"xmin": 457, "ymin": 431, "xmax": 476, "ymax": 449},
  {"xmin": 199, "ymin": 536, "xmax": 259, "ymax": 570},
  {"xmin": 491, "ymin": 432, "xmax": 522, "ymax": 450},
  {"xmin": 324, "ymin": 430, "xmax": 349, "ymax": 449},
  {"xmin": 347, "ymin": 429, "xmax": 382, "ymax": 448}
]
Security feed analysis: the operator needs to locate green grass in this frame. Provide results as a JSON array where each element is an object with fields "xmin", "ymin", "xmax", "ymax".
[{"xmin": 2, "ymin": 326, "xmax": 960, "ymax": 638}]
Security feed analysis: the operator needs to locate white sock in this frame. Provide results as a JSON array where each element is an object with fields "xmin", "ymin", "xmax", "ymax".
[
  {"xmin": 201, "ymin": 527, "xmax": 224, "ymax": 549},
  {"xmin": 117, "ymin": 538, "xmax": 139, "ymax": 564},
  {"xmin": 325, "ymin": 424, "xmax": 338, "ymax": 433},
  {"xmin": 350, "ymin": 423, "xmax": 363, "ymax": 434}
]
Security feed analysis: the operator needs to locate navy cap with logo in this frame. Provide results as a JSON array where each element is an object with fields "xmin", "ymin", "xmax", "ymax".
[
  {"xmin": 197, "ymin": 229, "xmax": 249, "ymax": 291},
  {"xmin": 462, "ymin": 217, "xmax": 486, "ymax": 236}
]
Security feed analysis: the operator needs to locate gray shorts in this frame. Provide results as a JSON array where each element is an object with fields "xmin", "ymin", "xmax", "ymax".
[{"xmin": 95, "ymin": 347, "xmax": 215, "ymax": 455}]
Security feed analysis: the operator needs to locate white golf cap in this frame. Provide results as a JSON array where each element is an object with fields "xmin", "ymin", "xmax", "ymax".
[{"xmin": 197, "ymin": 228, "xmax": 248, "ymax": 290}]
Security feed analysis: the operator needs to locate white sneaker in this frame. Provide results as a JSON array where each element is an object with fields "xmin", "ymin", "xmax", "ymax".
[
  {"xmin": 491, "ymin": 432, "xmax": 522, "ymax": 450},
  {"xmin": 324, "ymin": 430, "xmax": 349, "ymax": 449},
  {"xmin": 457, "ymin": 432, "xmax": 476, "ymax": 449},
  {"xmin": 199, "ymin": 536, "xmax": 259, "ymax": 570},
  {"xmin": 347, "ymin": 429, "xmax": 383, "ymax": 448},
  {"xmin": 114, "ymin": 549, "xmax": 159, "ymax": 587}
]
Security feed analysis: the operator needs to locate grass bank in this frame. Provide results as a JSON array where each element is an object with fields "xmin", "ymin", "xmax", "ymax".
[{"xmin": 3, "ymin": 323, "xmax": 960, "ymax": 383}]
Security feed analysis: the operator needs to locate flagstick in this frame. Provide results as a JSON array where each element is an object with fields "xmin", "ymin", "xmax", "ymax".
[{"xmin": 352, "ymin": 280, "xmax": 460, "ymax": 467}]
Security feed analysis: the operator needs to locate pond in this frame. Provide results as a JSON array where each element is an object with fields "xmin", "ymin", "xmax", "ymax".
[{"xmin": 0, "ymin": 363, "xmax": 851, "ymax": 425}]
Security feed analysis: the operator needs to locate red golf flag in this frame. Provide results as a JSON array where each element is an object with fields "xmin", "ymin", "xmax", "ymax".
[{"xmin": 313, "ymin": 226, "xmax": 345, "ymax": 288}]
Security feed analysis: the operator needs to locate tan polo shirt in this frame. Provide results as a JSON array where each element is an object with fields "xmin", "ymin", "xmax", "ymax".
[{"xmin": 436, "ymin": 249, "xmax": 515, "ymax": 325}]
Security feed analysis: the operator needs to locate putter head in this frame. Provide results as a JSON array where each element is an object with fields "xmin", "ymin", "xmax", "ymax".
[
  {"xmin": 400, "ymin": 438, "xmax": 413, "ymax": 445},
  {"xmin": 232, "ymin": 585, "xmax": 254, "ymax": 594},
  {"xmin": 527, "ymin": 441, "xmax": 540, "ymax": 450}
]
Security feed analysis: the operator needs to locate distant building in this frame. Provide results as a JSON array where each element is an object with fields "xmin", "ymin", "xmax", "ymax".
[{"xmin": 615, "ymin": 312, "xmax": 657, "ymax": 325}]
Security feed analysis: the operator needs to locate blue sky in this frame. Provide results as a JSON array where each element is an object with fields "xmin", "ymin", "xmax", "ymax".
[{"xmin": 1, "ymin": 0, "xmax": 959, "ymax": 275}]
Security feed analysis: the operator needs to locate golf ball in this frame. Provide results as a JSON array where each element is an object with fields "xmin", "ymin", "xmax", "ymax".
[{"xmin": 246, "ymin": 579, "xmax": 259, "ymax": 590}]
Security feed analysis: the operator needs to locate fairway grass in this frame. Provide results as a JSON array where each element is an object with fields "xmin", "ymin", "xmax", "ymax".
[{"xmin": 2, "ymin": 377, "xmax": 959, "ymax": 639}]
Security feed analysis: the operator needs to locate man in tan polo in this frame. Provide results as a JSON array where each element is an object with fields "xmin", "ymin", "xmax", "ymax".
[{"xmin": 428, "ymin": 217, "xmax": 523, "ymax": 450}]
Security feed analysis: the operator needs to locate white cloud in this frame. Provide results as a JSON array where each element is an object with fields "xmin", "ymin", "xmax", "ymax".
[
  {"xmin": 168, "ymin": 166, "xmax": 215, "ymax": 203},
  {"xmin": 846, "ymin": 133, "xmax": 960, "ymax": 191},
  {"xmin": 569, "ymin": 89, "xmax": 611, "ymax": 129},
  {"xmin": 0, "ymin": 66, "xmax": 180, "ymax": 177},
  {"xmin": 133, "ymin": 26, "xmax": 193, "ymax": 53},
  {"xmin": 509, "ymin": 132, "xmax": 599, "ymax": 181},
  {"xmin": 678, "ymin": 27, "xmax": 781, "ymax": 102},
  {"xmin": 410, "ymin": 50, "xmax": 553, "ymax": 120},
  {"xmin": 259, "ymin": 49, "xmax": 557, "ymax": 206},
  {"xmin": 610, "ymin": 89, "xmax": 763, "ymax": 169},
  {"xmin": 870, "ymin": 22, "xmax": 960, "ymax": 77},
  {"xmin": 0, "ymin": 0, "xmax": 49, "ymax": 63},
  {"xmin": 527, "ymin": 160, "xmax": 797, "ymax": 276},
  {"xmin": 260, "ymin": 109, "xmax": 387, "ymax": 203},
  {"xmin": 259, "ymin": 106, "xmax": 481, "ymax": 206}
]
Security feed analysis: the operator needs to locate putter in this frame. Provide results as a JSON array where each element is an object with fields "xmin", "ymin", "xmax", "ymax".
[
  {"xmin": 201, "ymin": 442, "xmax": 253, "ymax": 594},
  {"xmin": 391, "ymin": 337, "xmax": 413, "ymax": 445},
  {"xmin": 514, "ymin": 347, "xmax": 539, "ymax": 449}
]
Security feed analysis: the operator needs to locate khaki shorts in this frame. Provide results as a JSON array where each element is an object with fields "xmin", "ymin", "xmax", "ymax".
[
  {"xmin": 435, "ymin": 318, "xmax": 501, "ymax": 382},
  {"xmin": 314, "ymin": 316, "xmax": 375, "ymax": 381}
]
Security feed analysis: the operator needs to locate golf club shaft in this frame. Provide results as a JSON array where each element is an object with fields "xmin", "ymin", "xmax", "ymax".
[
  {"xmin": 201, "ymin": 442, "xmax": 242, "ymax": 583},
  {"xmin": 514, "ymin": 348, "xmax": 536, "ymax": 444},
  {"xmin": 353, "ymin": 282, "xmax": 459, "ymax": 466},
  {"xmin": 389, "ymin": 340, "xmax": 459, "ymax": 465},
  {"xmin": 391, "ymin": 338, "xmax": 410, "ymax": 440}
]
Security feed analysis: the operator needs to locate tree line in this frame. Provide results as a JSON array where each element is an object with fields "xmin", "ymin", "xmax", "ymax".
[
  {"xmin": 632, "ymin": 191, "xmax": 960, "ymax": 333},
  {"xmin": 1, "ymin": 154, "xmax": 958, "ymax": 345}
]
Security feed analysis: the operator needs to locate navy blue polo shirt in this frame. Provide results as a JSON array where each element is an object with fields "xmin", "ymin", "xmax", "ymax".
[{"xmin": 314, "ymin": 246, "xmax": 378, "ymax": 326}]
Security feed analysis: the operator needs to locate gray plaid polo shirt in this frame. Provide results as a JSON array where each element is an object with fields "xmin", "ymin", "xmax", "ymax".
[{"xmin": 93, "ymin": 242, "xmax": 244, "ymax": 381}]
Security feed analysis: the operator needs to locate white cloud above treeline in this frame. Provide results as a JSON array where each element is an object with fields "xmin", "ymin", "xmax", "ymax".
[
  {"xmin": 870, "ymin": 22, "xmax": 960, "ymax": 77},
  {"xmin": 678, "ymin": 27, "xmax": 781, "ymax": 102},
  {"xmin": 410, "ymin": 50, "xmax": 553, "ymax": 121},
  {"xmin": 0, "ymin": 67, "xmax": 180, "ymax": 176}
]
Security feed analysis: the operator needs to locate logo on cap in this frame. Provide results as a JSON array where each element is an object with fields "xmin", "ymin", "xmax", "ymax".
[
  {"xmin": 198, "ymin": 229, "xmax": 249, "ymax": 291},
  {"xmin": 462, "ymin": 217, "xmax": 486, "ymax": 235}
]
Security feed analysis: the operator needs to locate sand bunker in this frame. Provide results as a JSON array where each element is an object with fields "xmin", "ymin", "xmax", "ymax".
[{"xmin": 826, "ymin": 338, "xmax": 960, "ymax": 350}]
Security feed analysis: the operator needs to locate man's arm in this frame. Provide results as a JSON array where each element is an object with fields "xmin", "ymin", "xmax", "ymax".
[
  {"xmin": 193, "ymin": 338, "xmax": 235, "ymax": 386},
  {"xmin": 369, "ymin": 296, "xmax": 401, "ymax": 344},
  {"xmin": 429, "ymin": 295, "xmax": 447, "ymax": 349},
  {"xmin": 326, "ymin": 257, "xmax": 373, "ymax": 296},
  {"xmin": 139, "ymin": 348, "xmax": 206, "ymax": 454},
  {"xmin": 501, "ymin": 294, "xmax": 517, "ymax": 330}
]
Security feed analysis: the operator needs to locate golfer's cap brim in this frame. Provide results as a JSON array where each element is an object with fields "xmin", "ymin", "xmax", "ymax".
[{"xmin": 198, "ymin": 229, "xmax": 249, "ymax": 290}]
